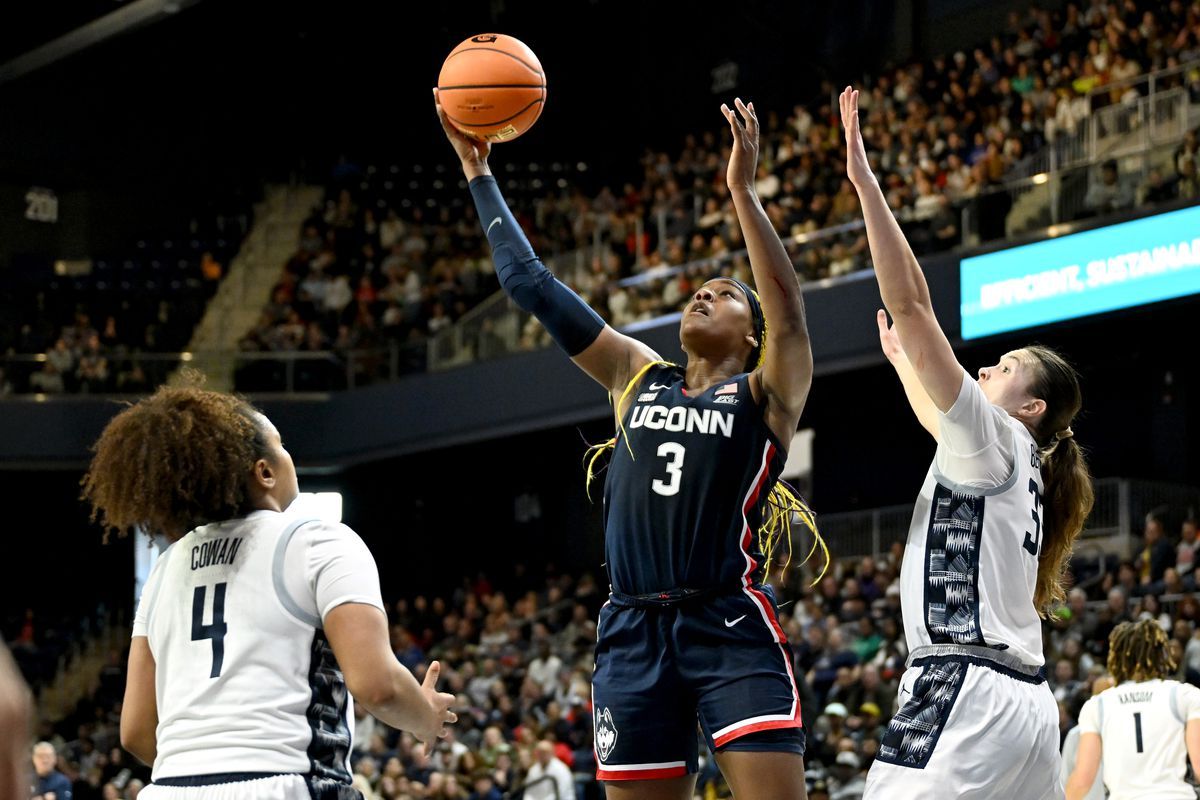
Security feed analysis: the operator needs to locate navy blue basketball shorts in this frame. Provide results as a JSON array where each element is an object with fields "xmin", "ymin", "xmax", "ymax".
[{"xmin": 592, "ymin": 584, "xmax": 805, "ymax": 781}]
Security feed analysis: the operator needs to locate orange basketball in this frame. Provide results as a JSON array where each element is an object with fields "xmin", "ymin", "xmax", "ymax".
[{"xmin": 437, "ymin": 33, "xmax": 546, "ymax": 143}]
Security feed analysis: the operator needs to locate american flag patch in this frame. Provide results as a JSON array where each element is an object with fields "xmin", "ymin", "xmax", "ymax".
[{"xmin": 715, "ymin": 383, "xmax": 738, "ymax": 395}]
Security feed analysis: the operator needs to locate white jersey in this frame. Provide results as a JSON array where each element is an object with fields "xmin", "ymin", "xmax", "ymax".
[
  {"xmin": 133, "ymin": 510, "xmax": 384, "ymax": 785},
  {"xmin": 1077, "ymin": 679, "xmax": 1200, "ymax": 799},
  {"xmin": 1060, "ymin": 726, "xmax": 1105, "ymax": 800},
  {"xmin": 901, "ymin": 369, "xmax": 1046, "ymax": 667}
]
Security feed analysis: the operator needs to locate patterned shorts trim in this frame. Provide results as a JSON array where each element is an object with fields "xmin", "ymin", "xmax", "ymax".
[{"xmin": 874, "ymin": 658, "xmax": 969, "ymax": 770}]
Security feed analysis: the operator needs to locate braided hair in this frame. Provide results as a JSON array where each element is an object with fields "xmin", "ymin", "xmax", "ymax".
[{"xmin": 1107, "ymin": 619, "xmax": 1177, "ymax": 684}]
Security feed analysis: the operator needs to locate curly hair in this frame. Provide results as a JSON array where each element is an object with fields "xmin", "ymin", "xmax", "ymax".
[
  {"xmin": 81, "ymin": 382, "xmax": 270, "ymax": 541},
  {"xmin": 1107, "ymin": 618, "xmax": 1177, "ymax": 684}
]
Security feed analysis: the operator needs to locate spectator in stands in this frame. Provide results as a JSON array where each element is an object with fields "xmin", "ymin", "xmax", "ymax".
[
  {"xmin": 31, "ymin": 741, "xmax": 72, "ymax": 800},
  {"xmin": 1178, "ymin": 156, "xmax": 1200, "ymax": 199},
  {"xmin": 829, "ymin": 750, "xmax": 866, "ymax": 799},
  {"xmin": 1180, "ymin": 517, "xmax": 1199, "ymax": 576},
  {"xmin": 47, "ymin": 339, "xmax": 74, "ymax": 378},
  {"xmin": 1141, "ymin": 511, "xmax": 1176, "ymax": 587},
  {"xmin": 468, "ymin": 771, "xmax": 503, "ymax": 800},
  {"xmin": 1084, "ymin": 160, "xmax": 1134, "ymax": 216},
  {"xmin": 115, "ymin": 363, "xmax": 150, "ymax": 394},
  {"xmin": 523, "ymin": 740, "xmax": 573, "ymax": 800},
  {"xmin": 526, "ymin": 641, "xmax": 562, "ymax": 699},
  {"xmin": 30, "ymin": 363, "xmax": 65, "ymax": 394},
  {"xmin": 1139, "ymin": 168, "xmax": 1179, "ymax": 204},
  {"xmin": 76, "ymin": 335, "xmax": 110, "ymax": 394},
  {"xmin": 1067, "ymin": 587, "xmax": 1100, "ymax": 641},
  {"xmin": 1177, "ymin": 129, "xmax": 1199, "ymax": 181}
]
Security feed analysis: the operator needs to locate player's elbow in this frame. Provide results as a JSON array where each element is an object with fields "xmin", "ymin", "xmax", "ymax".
[
  {"xmin": 345, "ymin": 670, "xmax": 400, "ymax": 711},
  {"xmin": 884, "ymin": 296, "xmax": 932, "ymax": 320}
]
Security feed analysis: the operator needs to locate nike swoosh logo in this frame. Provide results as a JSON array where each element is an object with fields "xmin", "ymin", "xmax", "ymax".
[
  {"xmin": 724, "ymin": 615, "xmax": 747, "ymax": 628},
  {"xmin": 649, "ymin": 383, "xmax": 671, "ymax": 391},
  {"xmin": 487, "ymin": 216, "xmax": 503, "ymax": 235}
]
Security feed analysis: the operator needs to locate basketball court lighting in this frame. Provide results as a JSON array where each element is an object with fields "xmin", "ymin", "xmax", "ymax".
[{"xmin": 0, "ymin": 0, "xmax": 204, "ymax": 85}]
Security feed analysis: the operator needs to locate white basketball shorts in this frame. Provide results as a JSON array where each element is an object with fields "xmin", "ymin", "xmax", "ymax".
[
  {"xmin": 863, "ymin": 645, "xmax": 1063, "ymax": 800},
  {"xmin": 141, "ymin": 773, "xmax": 361, "ymax": 800}
]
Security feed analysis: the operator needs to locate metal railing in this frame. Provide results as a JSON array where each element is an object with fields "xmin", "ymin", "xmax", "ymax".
[
  {"xmin": 960, "ymin": 136, "xmax": 1188, "ymax": 243},
  {"xmin": 542, "ymin": 211, "xmax": 648, "ymax": 278},
  {"xmin": 425, "ymin": 66, "xmax": 1199, "ymax": 373},
  {"xmin": 504, "ymin": 773, "xmax": 564, "ymax": 799},
  {"xmin": 1088, "ymin": 86, "xmax": 1190, "ymax": 161},
  {"xmin": 425, "ymin": 216, "xmax": 878, "ymax": 371},
  {"xmin": 808, "ymin": 478, "xmax": 1200, "ymax": 564},
  {"xmin": 1085, "ymin": 57, "xmax": 1199, "ymax": 113}
]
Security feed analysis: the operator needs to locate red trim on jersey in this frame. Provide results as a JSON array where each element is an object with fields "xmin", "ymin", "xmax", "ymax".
[
  {"xmin": 712, "ymin": 703, "xmax": 804, "ymax": 748},
  {"xmin": 731, "ymin": 441, "xmax": 803, "ymax": 735},
  {"xmin": 738, "ymin": 441, "xmax": 787, "ymax": 642},
  {"xmin": 596, "ymin": 765, "xmax": 690, "ymax": 781},
  {"xmin": 737, "ymin": 441, "xmax": 775, "ymax": 580}
]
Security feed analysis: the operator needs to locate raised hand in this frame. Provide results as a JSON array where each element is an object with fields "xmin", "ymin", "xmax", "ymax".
[
  {"xmin": 877, "ymin": 309, "xmax": 906, "ymax": 365},
  {"xmin": 839, "ymin": 86, "xmax": 875, "ymax": 189},
  {"xmin": 721, "ymin": 97, "xmax": 760, "ymax": 193},
  {"xmin": 416, "ymin": 660, "xmax": 458, "ymax": 756},
  {"xmin": 434, "ymin": 90, "xmax": 491, "ymax": 179}
]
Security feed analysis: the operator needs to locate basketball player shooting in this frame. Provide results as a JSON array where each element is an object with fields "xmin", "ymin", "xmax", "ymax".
[{"xmin": 435, "ymin": 93, "xmax": 822, "ymax": 800}]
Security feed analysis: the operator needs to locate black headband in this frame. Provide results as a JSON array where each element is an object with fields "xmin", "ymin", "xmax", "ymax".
[{"xmin": 729, "ymin": 278, "xmax": 766, "ymax": 371}]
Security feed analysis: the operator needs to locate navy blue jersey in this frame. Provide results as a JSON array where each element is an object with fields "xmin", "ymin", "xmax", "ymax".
[{"xmin": 602, "ymin": 363, "xmax": 788, "ymax": 595}]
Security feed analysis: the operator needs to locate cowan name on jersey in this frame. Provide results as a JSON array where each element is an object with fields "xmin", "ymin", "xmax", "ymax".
[
  {"xmin": 133, "ymin": 509, "xmax": 385, "ymax": 797},
  {"xmin": 190, "ymin": 536, "xmax": 242, "ymax": 570}
]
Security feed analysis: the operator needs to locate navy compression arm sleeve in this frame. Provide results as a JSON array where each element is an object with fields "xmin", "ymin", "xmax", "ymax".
[{"xmin": 469, "ymin": 175, "xmax": 604, "ymax": 356}]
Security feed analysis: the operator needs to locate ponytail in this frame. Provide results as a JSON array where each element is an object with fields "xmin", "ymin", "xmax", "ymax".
[
  {"xmin": 1022, "ymin": 345, "xmax": 1094, "ymax": 616},
  {"xmin": 1034, "ymin": 434, "xmax": 1094, "ymax": 613}
]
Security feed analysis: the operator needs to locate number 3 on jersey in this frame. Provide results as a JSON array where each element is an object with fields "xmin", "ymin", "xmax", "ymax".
[
  {"xmin": 653, "ymin": 442, "xmax": 686, "ymax": 496},
  {"xmin": 1022, "ymin": 478, "xmax": 1042, "ymax": 556},
  {"xmin": 192, "ymin": 583, "xmax": 228, "ymax": 678}
]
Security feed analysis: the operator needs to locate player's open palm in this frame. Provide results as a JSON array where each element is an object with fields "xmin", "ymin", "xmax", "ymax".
[
  {"xmin": 840, "ymin": 86, "xmax": 874, "ymax": 189},
  {"xmin": 721, "ymin": 97, "xmax": 760, "ymax": 192},
  {"xmin": 416, "ymin": 661, "xmax": 457, "ymax": 754}
]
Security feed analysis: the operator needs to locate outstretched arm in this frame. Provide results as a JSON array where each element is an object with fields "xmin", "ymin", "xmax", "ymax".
[
  {"xmin": 434, "ymin": 92, "xmax": 657, "ymax": 399},
  {"xmin": 722, "ymin": 98, "xmax": 812, "ymax": 437},
  {"xmin": 326, "ymin": 603, "xmax": 457, "ymax": 755},
  {"xmin": 840, "ymin": 87, "xmax": 962, "ymax": 412},
  {"xmin": 877, "ymin": 310, "xmax": 938, "ymax": 439}
]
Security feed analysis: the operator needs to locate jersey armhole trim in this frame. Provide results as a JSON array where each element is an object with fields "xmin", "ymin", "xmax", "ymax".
[
  {"xmin": 141, "ymin": 541, "xmax": 176, "ymax": 636},
  {"xmin": 1097, "ymin": 694, "xmax": 1104, "ymax": 729},
  {"xmin": 930, "ymin": 423, "xmax": 1023, "ymax": 497},
  {"xmin": 272, "ymin": 517, "xmax": 323, "ymax": 629},
  {"xmin": 1170, "ymin": 682, "xmax": 1185, "ymax": 724}
]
